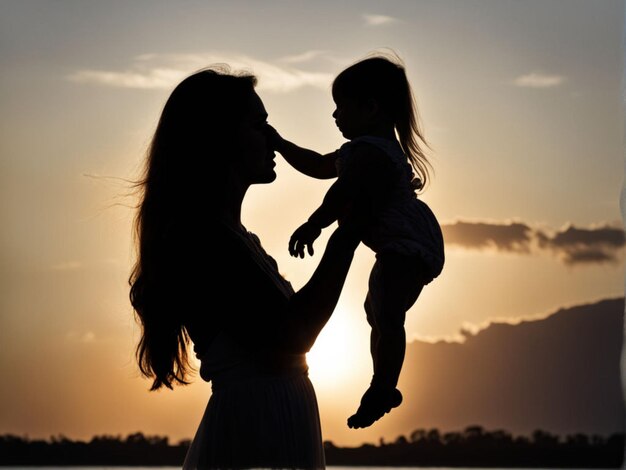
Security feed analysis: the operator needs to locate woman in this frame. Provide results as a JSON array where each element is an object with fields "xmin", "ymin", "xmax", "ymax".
[{"xmin": 129, "ymin": 67, "xmax": 360, "ymax": 469}]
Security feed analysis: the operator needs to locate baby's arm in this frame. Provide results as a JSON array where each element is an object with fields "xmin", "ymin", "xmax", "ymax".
[
  {"xmin": 289, "ymin": 142, "xmax": 389, "ymax": 258},
  {"xmin": 289, "ymin": 178, "xmax": 351, "ymax": 258},
  {"xmin": 268, "ymin": 125, "xmax": 337, "ymax": 180},
  {"xmin": 308, "ymin": 143, "xmax": 390, "ymax": 228}
]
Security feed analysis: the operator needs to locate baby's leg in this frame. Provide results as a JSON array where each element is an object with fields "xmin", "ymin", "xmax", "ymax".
[
  {"xmin": 348, "ymin": 254, "xmax": 425, "ymax": 429},
  {"xmin": 372, "ymin": 253, "xmax": 425, "ymax": 386},
  {"xmin": 364, "ymin": 291, "xmax": 380, "ymax": 380}
]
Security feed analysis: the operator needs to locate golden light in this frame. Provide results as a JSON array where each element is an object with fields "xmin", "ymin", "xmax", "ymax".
[{"xmin": 306, "ymin": 307, "xmax": 370, "ymax": 391}]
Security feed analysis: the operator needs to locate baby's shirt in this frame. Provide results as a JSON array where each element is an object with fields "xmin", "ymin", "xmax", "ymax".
[
  {"xmin": 336, "ymin": 135, "xmax": 418, "ymax": 211},
  {"xmin": 336, "ymin": 136, "xmax": 406, "ymax": 177},
  {"xmin": 307, "ymin": 137, "xmax": 394, "ymax": 229},
  {"xmin": 308, "ymin": 135, "xmax": 444, "ymax": 279}
]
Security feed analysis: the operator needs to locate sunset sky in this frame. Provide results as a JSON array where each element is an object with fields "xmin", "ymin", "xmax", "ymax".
[{"xmin": 1, "ymin": 0, "xmax": 624, "ymax": 447}]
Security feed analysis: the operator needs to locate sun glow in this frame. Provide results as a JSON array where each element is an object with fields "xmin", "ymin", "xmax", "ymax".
[{"xmin": 305, "ymin": 308, "xmax": 369, "ymax": 391}]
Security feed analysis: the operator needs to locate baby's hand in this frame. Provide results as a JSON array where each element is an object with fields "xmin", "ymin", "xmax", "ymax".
[
  {"xmin": 289, "ymin": 221, "xmax": 322, "ymax": 258},
  {"xmin": 265, "ymin": 124, "xmax": 285, "ymax": 153}
]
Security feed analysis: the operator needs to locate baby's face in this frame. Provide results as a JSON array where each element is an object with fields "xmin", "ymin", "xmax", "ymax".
[{"xmin": 331, "ymin": 92, "xmax": 371, "ymax": 140}]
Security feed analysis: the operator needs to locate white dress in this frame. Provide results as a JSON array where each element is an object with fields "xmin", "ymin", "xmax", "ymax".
[{"xmin": 183, "ymin": 230, "xmax": 325, "ymax": 470}]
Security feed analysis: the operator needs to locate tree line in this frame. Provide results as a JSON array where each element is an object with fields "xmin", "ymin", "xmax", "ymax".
[
  {"xmin": 324, "ymin": 426, "xmax": 624, "ymax": 468},
  {"xmin": 1, "ymin": 426, "xmax": 623, "ymax": 467},
  {"xmin": 0, "ymin": 432, "xmax": 188, "ymax": 465}
]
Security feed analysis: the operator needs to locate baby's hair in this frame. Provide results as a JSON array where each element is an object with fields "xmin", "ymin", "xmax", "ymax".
[{"xmin": 332, "ymin": 52, "xmax": 432, "ymax": 190}]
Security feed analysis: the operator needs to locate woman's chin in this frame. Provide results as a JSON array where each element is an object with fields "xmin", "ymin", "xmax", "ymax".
[
  {"xmin": 255, "ymin": 169, "xmax": 277, "ymax": 184},
  {"xmin": 340, "ymin": 129, "xmax": 355, "ymax": 140}
]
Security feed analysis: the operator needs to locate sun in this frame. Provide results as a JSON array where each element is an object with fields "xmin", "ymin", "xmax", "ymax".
[{"xmin": 305, "ymin": 308, "xmax": 369, "ymax": 390}]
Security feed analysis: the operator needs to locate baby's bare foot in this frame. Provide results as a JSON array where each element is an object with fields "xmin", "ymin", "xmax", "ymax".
[{"xmin": 347, "ymin": 386, "xmax": 403, "ymax": 429}]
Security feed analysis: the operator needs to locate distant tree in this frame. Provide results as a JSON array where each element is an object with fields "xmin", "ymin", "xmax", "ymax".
[
  {"xmin": 590, "ymin": 434, "xmax": 606, "ymax": 446},
  {"xmin": 532, "ymin": 429, "xmax": 559, "ymax": 446},
  {"xmin": 49, "ymin": 434, "xmax": 72, "ymax": 444},
  {"xmin": 323, "ymin": 441, "xmax": 337, "ymax": 450},
  {"xmin": 410, "ymin": 429, "xmax": 427, "ymax": 442},
  {"xmin": 566, "ymin": 433, "xmax": 589, "ymax": 446},
  {"xmin": 486, "ymin": 429, "xmax": 513, "ymax": 443},
  {"xmin": 426, "ymin": 428, "xmax": 441, "ymax": 443},
  {"xmin": 442, "ymin": 431, "xmax": 462, "ymax": 445},
  {"xmin": 178, "ymin": 438, "xmax": 192, "ymax": 447},
  {"xmin": 463, "ymin": 425, "xmax": 485, "ymax": 440},
  {"xmin": 126, "ymin": 432, "xmax": 146, "ymax": 444},
  {"xmin": 90, "ymin": 434, "xmax": 122, "ymax": 444},
  {"xmin": 394, "ymin": 435, "xmax": 409, "ymax": 445}
]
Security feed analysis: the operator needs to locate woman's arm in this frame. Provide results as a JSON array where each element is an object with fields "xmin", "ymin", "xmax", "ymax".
[
  {"xmin": 206, "ymin": 222, "xmax": 360, "ymax": 354},
  {"xmin": 283, "ymin": 221, "xmax": 361, "ymax": 352}
]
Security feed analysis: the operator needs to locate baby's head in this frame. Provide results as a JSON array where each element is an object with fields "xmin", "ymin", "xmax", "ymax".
[
  {"xmin": 332, "ymin": 53, "xmax": 431, "ymax": 189},
  {"xmin": 332, "ymin": 54, "xmax": 408, "ymax": 137}
]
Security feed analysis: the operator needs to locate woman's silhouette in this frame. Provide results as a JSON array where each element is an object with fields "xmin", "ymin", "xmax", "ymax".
[{"xmin": 129, "ymin": 67, "xmax": 360, "ymax": 469}]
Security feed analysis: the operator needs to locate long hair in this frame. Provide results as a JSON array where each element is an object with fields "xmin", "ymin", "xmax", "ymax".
[
  {"xmin": 332, "ymin": 53, "xmax": 432, "ymax": 190},
  {"xmin": 129, "ymin": 67, "xmax": 257, "ymax": 390}
]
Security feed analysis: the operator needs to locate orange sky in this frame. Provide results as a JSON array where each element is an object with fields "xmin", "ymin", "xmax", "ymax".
[{"xmin": 0, "ymin": 0, "xmax": 624, "ymax": 447}]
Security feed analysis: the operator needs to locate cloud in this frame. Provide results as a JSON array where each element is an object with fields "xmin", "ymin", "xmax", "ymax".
[
  {"xmin": 68, "ymin": 53, "xmax": 333, "ymax": 93},
  {"xmin": 442, "ymin": 220, "xmax": 625, "ymax": 265},
  {"xmin": 442, "ymin": 220, "xmax": 534, "ymax": 253},
  {"xmin": 50, "ymin": 261, "xmax": 82, "ymax": 271},
  {"xmin": 513, "ymin": 72, "xmax": 566, "ymax": 88},
  {"xmin": 66, "ymin": 331, "xmax": 96, "ymax": 343},
  {"xmin": 69, "ymin": 68, "xmax": 183, "ymax": 90},
  {"xmin": 363, "ymin": 14, "xmax": 398, "ymax": 26},
  {"xmin": 538, "ymin": 224, "xmax": 626, "ymax": 265},
  {"xmin": 278, "ymin": 50, "xmax": 328, "ymax": 64}
]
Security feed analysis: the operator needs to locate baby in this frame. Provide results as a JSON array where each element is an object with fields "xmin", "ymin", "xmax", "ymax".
[{"xmin": 272, "ymin": 55, "xmax": 445, "ymax": 428}]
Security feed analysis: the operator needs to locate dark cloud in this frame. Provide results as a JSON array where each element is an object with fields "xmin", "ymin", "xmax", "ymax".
[
  {"xmin": 538, "ymin": 225, "xmax": 626, "ymax": 265},
  {"xmin": 562, "ymin": 249, "xmax": 615, "ymax": 264},
  {"xmin": 540, "ymin": 225, "xmax": 625, "ymax": 248},
  {"xmin": 442, "ymin": 221, "xmax": 625, "ymax": 265},
  {"xmin": 441, "ymin": 221, "xmax": 534, "ymax": 253}
]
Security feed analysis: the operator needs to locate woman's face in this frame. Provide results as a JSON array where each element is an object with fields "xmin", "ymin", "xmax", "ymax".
[{"xmin": 232, "ymin": 91, "xmax": 276, "ymax": 185}]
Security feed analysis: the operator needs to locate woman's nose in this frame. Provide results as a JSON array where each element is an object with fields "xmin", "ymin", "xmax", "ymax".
[{"xmin": 332, "ymin": 109, "xmax": 338, "ymax": 119}]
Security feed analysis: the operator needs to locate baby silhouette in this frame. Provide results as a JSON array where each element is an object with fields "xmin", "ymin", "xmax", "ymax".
[{"xmin": 272, "ymin": 54, "xmax": 445, "ymax": 428}]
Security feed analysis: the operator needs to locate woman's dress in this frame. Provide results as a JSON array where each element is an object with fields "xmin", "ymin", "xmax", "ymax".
[{"xmin": 182, "ymin": 228, "xmax": 325, "ymax": 470}]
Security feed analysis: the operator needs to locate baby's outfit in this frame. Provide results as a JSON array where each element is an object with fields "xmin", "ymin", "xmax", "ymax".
[{"xmin": 336, "ymin": 135, "xmax": 444, "ymax": 284}]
